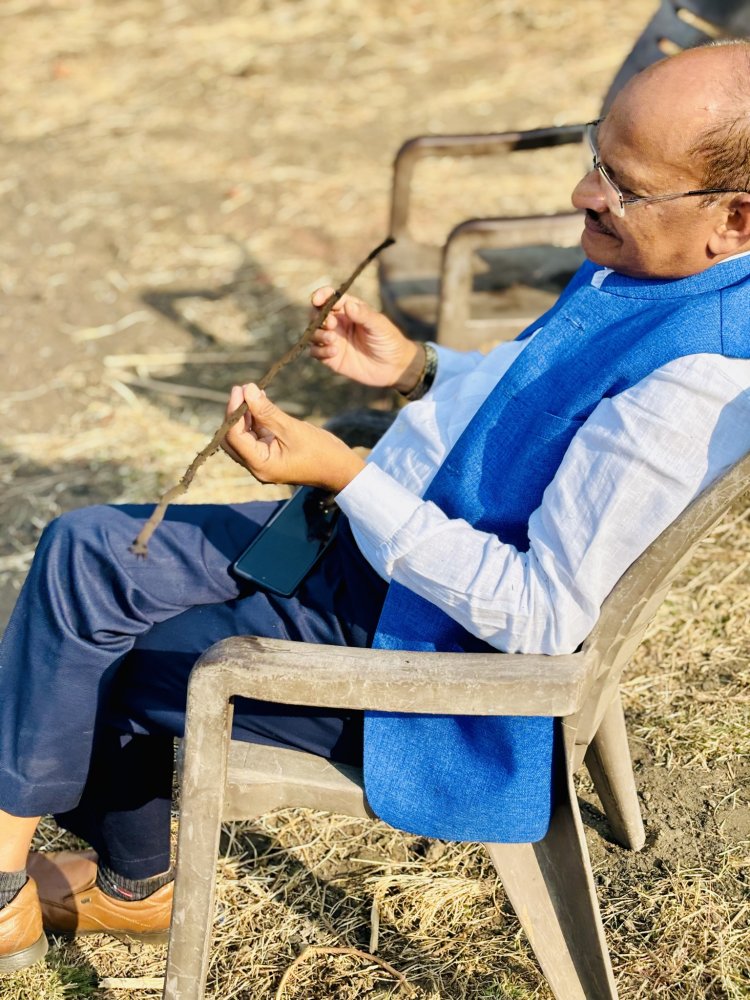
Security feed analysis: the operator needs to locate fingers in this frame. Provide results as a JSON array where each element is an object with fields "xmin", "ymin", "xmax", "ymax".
[
  {"xmin": 225, "ymin": 383, "xmax": 245, "ymax": 419},
  {"xmin": 224, "ymin": 382, "xmax": 282, "ymax": 431},
  {"xmin": 221, "ymin": 384, "xmax": 250, "ymax": 464},
  {"xmin": 311, "ymin": 286, "xmax": 364, "ymax": 321},
  {"xmin": 309, "ymin": 288, "xmax": 345, "ymax": 358},
  {"xmin": 223, "ymin": 382, "xmax": 285, "ymax": 481},
  {"xmin": 308, "ymin": 341, "xmax": 338, "ymax": 362},
  {"xmin": 310, "ymin": 287, "xmax": 346, "ymax": 344},
  {"xmin": 234, "ymin": 383, "xmax": 293, "ymax": 449},
  {"xmin": 311, "ymin": 285, "xmax": 387, "ymax": 328},
  {"xmin": 311, "ymin": 286, "xmax": 336, "ymax": 308}
]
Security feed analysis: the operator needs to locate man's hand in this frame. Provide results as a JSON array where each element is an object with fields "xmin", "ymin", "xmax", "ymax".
[
  {"xmin": 309, "ymin": 287, "xmax": 424, "ymax": 392},
  {"xmin": 222, "ymin": 384, "xmax": 366, "ymax": 494}
]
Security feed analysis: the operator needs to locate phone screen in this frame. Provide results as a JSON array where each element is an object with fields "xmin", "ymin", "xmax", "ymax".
[{"xmin": 232, "ymin": 486, "xmax": 339, "ymax": 597}]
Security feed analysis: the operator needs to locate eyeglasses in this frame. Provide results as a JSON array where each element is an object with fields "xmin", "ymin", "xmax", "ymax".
[{"xmin": 586, "ymin": 119, "xmax": 749, "ymax": 218}]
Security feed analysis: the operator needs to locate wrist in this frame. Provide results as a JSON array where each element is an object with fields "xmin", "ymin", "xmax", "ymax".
[
  {"xmin": 328, "ymin": 450, "xmax": 367, "ymax": 495},
  {"xmin": 397, "ymin": 342, "xmax": 438, "ymax": 401},
  {"xmin": 392, "ymin": 342, "xmax": 425, "ymax": 395}
]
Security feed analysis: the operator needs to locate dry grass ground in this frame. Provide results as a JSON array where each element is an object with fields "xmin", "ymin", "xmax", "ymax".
[{"xmin": 0, "ymin": 1, "xmax": 748, "ymax": 998}]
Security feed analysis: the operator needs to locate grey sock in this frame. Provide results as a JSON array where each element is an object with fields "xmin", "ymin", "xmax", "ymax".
[
  {"xmin": 96, "ymin": 863, "xmax": 174, "ymax": 902},
  {"xmin": 0, "ymin": 869, "xmax": 28, "ymax": 909}
]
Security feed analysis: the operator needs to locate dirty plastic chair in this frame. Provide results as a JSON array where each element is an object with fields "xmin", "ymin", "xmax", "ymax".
[
  {"xmin": 161, "ymin": 447, "xmax": 750, "ymax": 1000},
  {"xmin": 378, "ymin": 0, "xmax": 750, "ymax": 350}
]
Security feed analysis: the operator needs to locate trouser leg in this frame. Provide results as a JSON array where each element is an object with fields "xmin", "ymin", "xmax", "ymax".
[
  {"xmin": 0, "ymin": 499, "xmax": 385, "ymax": 872},
  {"xmin": 103, "ymin": 513, "xmax": 383, "ymax": 760},
  {"xmin": 55, "ymin": 518, "xmax": 384, "ymax": 877},
  {"xmin": 0, "ymin": 499, "xmax": 285, "ymax": 816},
  {"xmin": 53, "ymin": 730, "xmax": 174, "ymax": 880}
]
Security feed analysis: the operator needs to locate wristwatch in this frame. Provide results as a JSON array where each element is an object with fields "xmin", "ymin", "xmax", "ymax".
[{"xmin": 401, "ymin": 342, "xmax": 438, "ymax": 401}]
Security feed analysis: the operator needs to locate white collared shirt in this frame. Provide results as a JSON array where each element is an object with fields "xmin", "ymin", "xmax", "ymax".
[{"xmin": 336, "ymin": 266, "xmax": 750, "ymax": 654}]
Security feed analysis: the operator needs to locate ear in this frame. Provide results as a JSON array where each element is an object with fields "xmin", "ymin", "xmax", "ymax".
[{"xmin": 708, "ymin": 194, "xmax": 750, "ymax": 256}]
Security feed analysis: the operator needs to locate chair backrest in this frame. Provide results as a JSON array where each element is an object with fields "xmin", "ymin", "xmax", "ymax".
[
  {"xmin": 571, "ymin": 446, "xmax": 750, "ymax": 755},
  {"xmin": 601, "ymin": 0, "xmax": 750, "ymax": 113}
]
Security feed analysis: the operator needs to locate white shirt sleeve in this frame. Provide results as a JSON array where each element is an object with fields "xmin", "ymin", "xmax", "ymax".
[
  {"xmin": 429, "ymin": 343, "xmax": 488, "ymax": 387},
  {"xmin": 336, "ymin": 353, "xmax": 750, "ymax": 655}
]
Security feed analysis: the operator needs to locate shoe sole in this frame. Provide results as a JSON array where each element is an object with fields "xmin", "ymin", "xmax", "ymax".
[
  {"xmin": 0, "ymin": 932, "xmax": 49, "ymax": 974},
  {"xmin": 49, "ymin": 927, "xmax": 169, "ymax": 945}
]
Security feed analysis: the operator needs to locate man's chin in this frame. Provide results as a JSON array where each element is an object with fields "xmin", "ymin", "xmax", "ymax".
[{"xmin": 580, "ymin": 227, "xmax": 621, "ymax": 266}]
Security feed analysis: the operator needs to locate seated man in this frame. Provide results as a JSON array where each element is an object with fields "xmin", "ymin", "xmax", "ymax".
[{"xmin": 2, "ymin": 41, "xmax": 750, "ymax": 973}]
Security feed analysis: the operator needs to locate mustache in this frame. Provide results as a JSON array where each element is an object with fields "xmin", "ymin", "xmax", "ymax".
[{"xmin": 585, "ymin": 209, "xmax": 616, "ymax": 236}]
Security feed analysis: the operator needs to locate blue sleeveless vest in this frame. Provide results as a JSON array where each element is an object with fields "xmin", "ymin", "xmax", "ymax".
[{"xmin": 364, "ymin": 256, "xmax": 750, "ymax": 843}]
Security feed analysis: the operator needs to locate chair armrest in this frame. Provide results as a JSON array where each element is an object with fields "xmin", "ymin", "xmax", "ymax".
[
  {"xmin": 390, "ymin": 123, "xmax": 585, "ymax": 238},
  {"xmin": 189, "ymin": 634, "xmax": 593, "ymax": 718},
  {"xmin": 437, "ymin": 212, "xmax": 583, "ymax": 346}
]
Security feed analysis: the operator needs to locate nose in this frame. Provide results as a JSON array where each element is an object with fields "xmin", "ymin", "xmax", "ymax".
[{"xmin": 571, "ymin": 168, "xmax": 609, "ymax": 214}]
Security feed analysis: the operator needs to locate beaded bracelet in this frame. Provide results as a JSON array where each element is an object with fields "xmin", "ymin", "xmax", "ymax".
[{"xmin": 401, "ymin": 342, "xmax": 438, "ymax": 401}]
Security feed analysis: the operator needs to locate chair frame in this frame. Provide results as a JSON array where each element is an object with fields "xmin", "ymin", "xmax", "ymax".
[
  {"xmin": 161, "ymin": 449, "xmax": 750, "ymax": 1000},
  {"xmin": 378, "ymin": 0, "xmax": 750, "ymax": 350},
  {"xmin": 379, "ymin": 125, "xmax": 585, "ymax": 349}
]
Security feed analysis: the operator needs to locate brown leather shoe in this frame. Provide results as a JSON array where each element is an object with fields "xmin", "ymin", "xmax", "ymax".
[
  {"xmin": 27, "ymin": 850, "xmax": 171, "ymax": 943},
  {"xmin": 0, "ymin": 879, "xmax": 48, "ymax": 974}
]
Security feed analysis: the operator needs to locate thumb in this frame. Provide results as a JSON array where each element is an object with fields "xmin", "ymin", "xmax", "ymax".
[
  {"xmin": 242, "ymin": 383, "xmax": 287, "ymax": 431},
  {"xmin": 343, "ymin": 296, "xmax": 379, "ymax": 329}
]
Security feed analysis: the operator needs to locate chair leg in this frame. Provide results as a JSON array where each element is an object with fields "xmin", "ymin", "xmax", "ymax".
[
  {"xmin": 162, "ymin": 678, "xmax": 235, "ymax": 1000},
  {"xmin": 584, "ymin": 691, "xmax": 646, "ymax": 851},
  {"xmin": 486, "ymin": 760, "xmax": 618, "ymax": 1000}
]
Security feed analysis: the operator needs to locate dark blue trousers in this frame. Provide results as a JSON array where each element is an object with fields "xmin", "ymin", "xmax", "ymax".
[{"xmin": 0, "ymin": 502, "xmax": 387, "ymax": 878}]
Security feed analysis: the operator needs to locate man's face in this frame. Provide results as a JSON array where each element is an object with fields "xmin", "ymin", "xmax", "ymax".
[{"xmin": 570, "ymin": 104, "xmax": 723, "ymax": 280}]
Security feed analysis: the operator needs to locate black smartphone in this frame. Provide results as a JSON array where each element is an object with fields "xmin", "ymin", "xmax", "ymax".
[{"xmin": 232, "ymin": 486, "xmax": 340, "ymax": 597}]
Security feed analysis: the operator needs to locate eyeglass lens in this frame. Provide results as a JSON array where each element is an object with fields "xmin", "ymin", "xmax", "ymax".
[{"xmin": 587, "ymin": 121, "xmax": 625, "ymax": 217}]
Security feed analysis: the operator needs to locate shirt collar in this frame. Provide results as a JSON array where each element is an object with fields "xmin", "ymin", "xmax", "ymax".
[{"xmin": 590, "ymin": 254, "xmax": 750, "ymax": 298}]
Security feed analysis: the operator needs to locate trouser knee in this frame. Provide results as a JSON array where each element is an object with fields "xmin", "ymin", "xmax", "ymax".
[
  {"xmin": 33, "ymin": 505, "xmax": 147, "ymax": 632},
  {"xmin": 40, "ymin": 505, "xmax": 119, "ymax": 556}
]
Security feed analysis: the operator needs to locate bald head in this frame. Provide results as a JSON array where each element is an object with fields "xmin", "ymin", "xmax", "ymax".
[
  {"xmin": 613, "ymin": 41, "xmax": 750, "ymax": 195},
  {"xmin": 572, "ymin": 41, "xmax": 750, "ymax": 279}
]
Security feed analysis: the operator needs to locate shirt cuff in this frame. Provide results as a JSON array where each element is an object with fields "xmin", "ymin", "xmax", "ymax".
[{"xmin": 336, "ymin": 463, "xmax": 425, "ymax": 576}]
